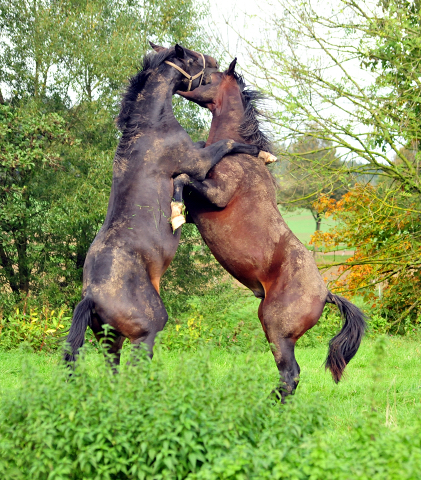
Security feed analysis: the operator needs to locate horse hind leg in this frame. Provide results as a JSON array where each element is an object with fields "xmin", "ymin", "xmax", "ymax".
[
  {"xmin": 91, "ymin": 315, "xmax": 125, "ymax": 373},
  {"xmin": 258, "ymin": 295, "xmax": 323, "ymax": 403},
  {"xmin": 271, "ymin": 335, "xmax": 300, "ymax": 403},
  {"xmin": 123, "ymin": 295, "xmax": 169, "ymax": 363}
]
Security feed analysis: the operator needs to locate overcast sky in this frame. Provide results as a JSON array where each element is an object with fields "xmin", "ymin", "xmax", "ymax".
[{"xmin": 209, "ymin": 0, "xmax": 270, "ymax": 70}]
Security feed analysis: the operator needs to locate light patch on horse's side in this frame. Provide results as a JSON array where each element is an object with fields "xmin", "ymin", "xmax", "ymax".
[
  {"xmin": 127, "ymin": 131, "xmax": 144, "ymax": 146},
  {"xmin": 113, "ymin": 154, "xmax": 129, "ymax": 176}
]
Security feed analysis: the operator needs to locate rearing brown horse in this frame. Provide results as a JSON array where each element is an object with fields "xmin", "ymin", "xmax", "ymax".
[{"xmin": 174, "ymin": 59, "xmax": 366, "ymax": 401}]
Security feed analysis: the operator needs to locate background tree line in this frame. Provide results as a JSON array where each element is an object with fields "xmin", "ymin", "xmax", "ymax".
[{"xmin": 0, "ymin": 0, "xmax": 223, "ymax": 315}]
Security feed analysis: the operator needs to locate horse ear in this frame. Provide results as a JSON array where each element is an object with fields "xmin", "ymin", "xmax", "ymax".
[
  {"xmin": 227, "ymin": 58, "xmax": 237, "ymax": 76},
  {"xmin": 149, "ymin": 41, "xmax": 166, "ymax": 52},
  {"xmin": 175, "ymin": 44, "xmax": 185, "ymax": 59}
]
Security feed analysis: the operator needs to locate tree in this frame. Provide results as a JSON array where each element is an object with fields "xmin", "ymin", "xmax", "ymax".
[
  {"xmin": 312, "ymin": 182, "xmax": 421, "ymax": 328},
  {"xmin": 243, "ymin": 0, "xmax": 421, "ymax": 192},
  {"xmin": 0, "ymin": 0, "xmax": 214, "ymax": 309},
  {"xmin": 0, "ymin": 102, "xmax": 72, "ymax": 294},
  {"xmin": 239, "ymin": 0, "xmax": 421, "ymax": 318},
  {"xmin": 276, "ymin": 134, "xmax": 352, "ymax": 236}
]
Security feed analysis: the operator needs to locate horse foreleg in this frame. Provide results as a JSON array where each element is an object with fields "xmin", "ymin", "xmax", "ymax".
[
  {"xmin": 171, "ymin": 174, "xmax": 191, "ymax": 231},
  {"xmin": 171, "ymin": 166, "xmax": 242, "ymax": 231},
  {"xmin": 181, "ymin": 140, "xmax": 259, "ymax": 180}
]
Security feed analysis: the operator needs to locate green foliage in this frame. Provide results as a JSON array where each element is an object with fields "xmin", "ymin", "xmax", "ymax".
[
  {"xmin": 246, "ymin": 0, "xmax": 421, "ymax": 318},
  {"xmin": 0, "ymin": 345, "xmax": 421, "ymax": 479},
  {"xmin": 249, "ymin": 0, "xmax": 421, "ymax": 192},
  {"xmin": 0, "ymin": 306, "xmax": 70, "ymax": 352},
  {"xmin": 159, "ymin": 293, "xmax": 268, "ymax": 353},
  {"xmin": 0, "ymin": 348, "xmax": 320, "ymax": 479},
  {"xmin": 313, "ymin": 185, "xmax": 421, "ymax": 326},
  {"xmin": 160, "ymin": 224, "xmax": 229, "ymax": 316},
  {"xmin": 0, "ymin": 0, "xmax": 214, "ymax": 309},
  {"xmin": 0, "ymin": 101, "xmax": 72, "ymax": 295},
  {"xmin": 275, "ymin": 134, "xmax": 353, "ymax": 233}
]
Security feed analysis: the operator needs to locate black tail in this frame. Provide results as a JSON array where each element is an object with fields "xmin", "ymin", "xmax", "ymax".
[
  {"xmin": 64, "ymin": 296, "xmax": 94, "ymax": 363},
  {"xmin": 325, "ymin": 291, "xmax": 367, "ymax": 383}
]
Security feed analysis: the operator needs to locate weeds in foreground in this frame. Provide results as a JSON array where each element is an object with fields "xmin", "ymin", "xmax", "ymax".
[{"xmin": 0, "ymin": 342, "xmax": 420, "ymax": 479}]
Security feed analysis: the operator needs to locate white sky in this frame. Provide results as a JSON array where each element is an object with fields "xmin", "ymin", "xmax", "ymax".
[{"xmin": 209, "ymin": 0, "xmax": 270, "ymax": 71}]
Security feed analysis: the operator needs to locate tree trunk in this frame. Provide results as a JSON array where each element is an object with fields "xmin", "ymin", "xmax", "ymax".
[
  {"xmin": 312, "ymin": 211, "xmax": 322, "ymax": 259},
  {"xmin": 15, "ymin": 234, "xmax": 30, "ymax": 294},
  {"xmin": 0, "ymin": 244, "xmax": 20, "ymax": 293}
]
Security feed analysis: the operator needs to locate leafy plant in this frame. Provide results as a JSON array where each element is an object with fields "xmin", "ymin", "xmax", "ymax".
[
  {"xmin": 159, "ymin": 292, "xmax": 269, "ymax": 353},
  {"xmin": 1, "ymin": 345, "xmax": 421, "ymax": 479},
  {"xmin": 312, "ymin": 186, "xmax": 421, "ymax": 329},
  {"xmin": 0, "ymin": 305, "xmax": 71, "ymax": 351}
]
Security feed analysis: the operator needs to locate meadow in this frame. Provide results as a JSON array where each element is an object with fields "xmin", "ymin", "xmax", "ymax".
[
  {"xmin": 1, "ymin": 335, "xmax": 420, "ymax": 434},
  {"xmin": 0, "ymin": 300, "xmax": 420, "ymax": 479},
  {"xmin": 0, "ymin": 213, "xmax": 419, "ymax": 479},
  {"xmin": 280, "ymin": 209, "xmax": 337, "ymax": 246}
]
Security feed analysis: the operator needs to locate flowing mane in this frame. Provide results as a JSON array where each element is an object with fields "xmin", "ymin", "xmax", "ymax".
[
  {"xmin": 230, "ymin": 71, "xmax": 273, "ymax": 154},
  {"xmin": 116, "ymin": 48, "xmax": 176, "ymax": 132}
]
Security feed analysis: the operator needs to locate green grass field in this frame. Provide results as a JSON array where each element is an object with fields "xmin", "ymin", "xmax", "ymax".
[
  {"xmin": 1, "ymin": 335, "xmax": 420, "ymax": 434},
  {"xmin": 1, "ymin": 334, "xmax": 420, "ymax": 478},
  {"xmin": 280, "ymin": 209, "xmax": 337, "ymax": 245}
]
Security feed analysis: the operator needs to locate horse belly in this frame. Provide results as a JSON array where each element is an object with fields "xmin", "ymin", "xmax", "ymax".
[{"xmin": 196, "ymin": 200, "xmax": 279, "ymax": 286}]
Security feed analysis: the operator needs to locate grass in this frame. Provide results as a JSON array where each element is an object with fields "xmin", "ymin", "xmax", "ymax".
[
  {"xmin": 1, "ymin": 335, "xmax": 420, "ymax": 437},
  {"xmin": 1, "ymin": 287, "xmax": 420, "ymax": 477},
  {"xmin": 280, "ymin": 208, "xmax": 337, "ymax": 245}
]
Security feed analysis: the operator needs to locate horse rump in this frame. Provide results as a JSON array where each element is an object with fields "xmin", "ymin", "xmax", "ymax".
[
  {"xmin": 64, "ymin": 296, "xmax": 94, "ymax": 364},
  {"xmin": 325, "ymin": 291, "xmax": 367, "ymax": 383}
]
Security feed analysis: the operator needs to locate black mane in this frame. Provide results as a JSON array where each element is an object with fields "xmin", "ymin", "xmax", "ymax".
[
  {"xmin": 116, "ymin": 49, "xmax": 176, "ymax": 131},
  {"xmin": 230, "ymin": 71, "xmax": 273, "ymax": 154}
]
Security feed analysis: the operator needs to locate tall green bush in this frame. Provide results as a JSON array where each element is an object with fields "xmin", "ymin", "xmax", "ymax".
[
  {"xmin": 0, "ymin": 347, "xmax": 420, "ymax": 479},
  {"xmin": 0, "ymin": 0, "xmax": 214, "ymax": 313}
]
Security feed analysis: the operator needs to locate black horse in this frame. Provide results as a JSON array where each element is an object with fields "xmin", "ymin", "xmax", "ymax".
[{"xmin": 65, "ymin": 44, "xmax": 262, "ymax": 366}]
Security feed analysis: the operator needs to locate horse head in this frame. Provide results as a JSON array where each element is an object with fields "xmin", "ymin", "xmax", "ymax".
[
  {"xmin": 149, "ymin": 41, "xmax": 219, "ymax": 91},
  {"xmin": 177, "ymin": 58, "xmax": 238, "ymax": 112}
]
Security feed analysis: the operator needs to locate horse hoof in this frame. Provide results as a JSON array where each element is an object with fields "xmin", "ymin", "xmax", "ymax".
[
  {"xmin": 258, "ymin": 151, "xmax": 277, "ymax": 164},
  {"xmin": 171, "ymin": 215, "xmax": 186, "ymax": 231},
  {"xmin": 171, "ymin": 201, "xmax": 186, "ymax": 231}
]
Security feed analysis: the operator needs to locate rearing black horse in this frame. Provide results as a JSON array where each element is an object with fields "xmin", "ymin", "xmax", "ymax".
[{"xmin": 65, "ymin": 44, "xmax": 261, "ymax": 365}]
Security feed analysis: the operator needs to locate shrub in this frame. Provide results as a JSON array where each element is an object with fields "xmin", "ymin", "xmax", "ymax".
[
  {"xmin": 159, "ymin": 293, "xmax": 268, "ymax": 353},
  {"xmin": 0, "ymin": 347, "xmax": 323, "ymax": 479},
  {"xmin": 0, "ymin": 306, "xmax": 71, "ymax": 351},
  {"xmin": 1, "ymin": 346, "xmax": 421, "ymax": 479}
]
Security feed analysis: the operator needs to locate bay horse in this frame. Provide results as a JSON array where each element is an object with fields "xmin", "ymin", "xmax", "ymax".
[
  {"xmin": 174, "ymin": 59, "xmax": 366, "ymax": 401},
  {"xmin": 64, "ymin": 45, "xmax": 263, "ymax": 366}
]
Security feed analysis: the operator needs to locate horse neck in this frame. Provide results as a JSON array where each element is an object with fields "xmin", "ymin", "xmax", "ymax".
[
  {"xmin": 206, "ymin": 81, "xmax": 245, "ymax": 146},
  {"xmin": 130, "ymin": 70, "xmax": 177, "ymax": 127}
]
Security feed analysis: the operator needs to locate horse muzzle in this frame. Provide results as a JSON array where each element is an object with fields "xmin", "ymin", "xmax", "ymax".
[{"xmin": 202, "ymin": 69, "xmax": 218, "ymax": 85}]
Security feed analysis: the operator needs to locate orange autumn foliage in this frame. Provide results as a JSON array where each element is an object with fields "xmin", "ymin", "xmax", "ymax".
[{"xmin": 311, "ymin": 184, "xmax": 421, "ymax": 322}]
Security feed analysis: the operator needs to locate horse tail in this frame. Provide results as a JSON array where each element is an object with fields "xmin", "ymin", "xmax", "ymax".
[
  {"xmin": 325, "ymin": 291, "xmax": 367, "ymax": 383},
  {"xmin": 64, "ymin": 296, "xmax": 94, "ymax": 363}
]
